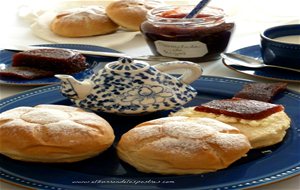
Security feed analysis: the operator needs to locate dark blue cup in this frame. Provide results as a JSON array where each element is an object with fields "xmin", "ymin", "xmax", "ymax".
[{"xmin": 260, "ymin": 24, "xmax": 300, "ymax": 69}]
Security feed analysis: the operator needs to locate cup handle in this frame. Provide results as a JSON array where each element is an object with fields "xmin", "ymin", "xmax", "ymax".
[{"xmin": 153, "ymin": 61, "xmax": 203, "ymax": 84}]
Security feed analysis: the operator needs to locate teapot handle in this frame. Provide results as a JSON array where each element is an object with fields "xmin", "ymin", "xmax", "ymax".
[{"xmin": 153, "ymin": 61, "xmax": 203, "ymax": 84}]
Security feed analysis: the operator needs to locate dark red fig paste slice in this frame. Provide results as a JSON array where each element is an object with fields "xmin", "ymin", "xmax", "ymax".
[
  {"xmin": 0, "ymin": 66, "xmax": 54, "ymax": 79},
  {"xmin": 12, "ymin": 48, "xmax": 87, "ymax": 74},
  {"xmin": 234, "ymin": 82, "xmax": 287, "ymax": 102},
  {"xmin": 194, "ymin": 98, "xmax": 284, "ymax": 120}
]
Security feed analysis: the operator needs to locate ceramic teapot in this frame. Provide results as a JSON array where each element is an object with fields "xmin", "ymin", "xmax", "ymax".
[{"xmin": 55, "ymin": 57, "xmax": 202, "ymax": 114}]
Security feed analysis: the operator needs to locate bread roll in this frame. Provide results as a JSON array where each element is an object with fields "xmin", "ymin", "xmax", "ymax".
[
  {"xmin": 171, "ymin": 107, "xmax": 291, "ymax": 148},
  {"xmin": 0, "ymin": 104, "xmax": 115, "ymax": 162},
  {"xmin": 50, "ymin": 6, "xmax": 118, "ymax": 37},
  {"xmin": 117, "ymin": 116, "xmax": 251, "ymax": 175},
  {"xmin": 106, "ymin": 0, "xmax": 154, "ymax": 31}
]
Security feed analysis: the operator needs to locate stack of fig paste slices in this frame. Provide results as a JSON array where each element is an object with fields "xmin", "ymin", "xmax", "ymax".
[
  {"xmin": 195, "ymin": 82, "xmax": 287, "ymax": 118},
  {"xmin": 0, "ymin": 48, "xmax": 87, "ymax": 79}
]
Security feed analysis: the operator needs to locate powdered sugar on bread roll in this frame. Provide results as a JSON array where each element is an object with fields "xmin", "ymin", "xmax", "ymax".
[
  {"xmin": 0, "ymin": 104, "xmax": 115, "ymax": 162},
  {"xmin": 51, "ymin": 6, "xmax": 118, "ymax": 37},
  {"xmin": 117, "ymin": 116, "xmax": 250, "ymax": 175}
]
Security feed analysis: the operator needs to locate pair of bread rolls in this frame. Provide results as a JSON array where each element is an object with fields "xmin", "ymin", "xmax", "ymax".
[
  {"xmin": 51, "ymin": 0, "xmax": 156, "ymax": 37},
  {"xmin": 1, "ymin": 105, "xmax": 250, "ymax": 175}
]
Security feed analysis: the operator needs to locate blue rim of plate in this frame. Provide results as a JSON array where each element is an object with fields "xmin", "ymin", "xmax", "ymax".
[
  {"xmin": 0, "ymin": 44, "xmax": 120, "ymax": 86},
  {"xmin": 0, "ymin": 76, "xmax": 300, "ymax": 190},
  {"xmin": 222, "ymin": 45, "xmax": 300, "ymax": 83}
]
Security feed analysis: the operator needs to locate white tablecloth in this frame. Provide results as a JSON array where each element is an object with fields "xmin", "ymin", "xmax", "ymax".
[{"xmin": 0, "ymin": 0, "xmax": 299, "ymax": 189}]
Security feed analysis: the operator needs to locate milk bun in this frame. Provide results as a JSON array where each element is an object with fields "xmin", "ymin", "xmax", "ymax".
[
  {"xmin": 117, "ymin": 116, "xmax": 251, "ymax": 175},
  {"xmin": 106, "ymin": 0, "xmax": 154, "ymax": 31},
  {"xmin": 0, "ymin": 104, "xmax": 115, "ymax": 162},
  {"xmin": 171, "ymin": 107, "xmax": 291, "ymax": 148},
  {"xmin": 50, "ymin": 6, "xmax": 118, "ymax": 37}
]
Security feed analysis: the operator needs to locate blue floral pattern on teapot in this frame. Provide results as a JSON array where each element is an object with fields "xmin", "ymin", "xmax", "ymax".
[{"xmin": 55, "ymin": 57, "xmax": 202, "ymax": 115}]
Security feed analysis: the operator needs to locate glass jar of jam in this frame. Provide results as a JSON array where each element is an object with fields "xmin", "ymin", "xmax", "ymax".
[{"xmin": 140, "ymin": 6, "xmax": 235, "ymax": 62}]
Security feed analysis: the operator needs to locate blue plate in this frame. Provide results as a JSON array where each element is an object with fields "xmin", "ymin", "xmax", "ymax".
[
  {"xmin": 222, "ymin": 45, "xmax": 300, "ymax": 83},
  {"xmin": 1, "ymin": 76, "xmax": 299, "ymax": 190},
  {"xmin": 0, "ymin": 44, "xmax": 120, "ymax": 86}
]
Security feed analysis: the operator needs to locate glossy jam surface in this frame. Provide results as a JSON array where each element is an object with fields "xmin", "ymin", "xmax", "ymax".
[
  {"xmin": 194, "ymin": 98, "xmax": 284, "ymax": 120},
  {"xmin": 140, "ymin": 7, "xmax": 235, "ymax": 62}
]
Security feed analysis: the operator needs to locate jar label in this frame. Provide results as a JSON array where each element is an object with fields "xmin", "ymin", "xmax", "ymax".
[{"xmin": 154, "ymin": 41, "xmax": 208, "ymax": 58}]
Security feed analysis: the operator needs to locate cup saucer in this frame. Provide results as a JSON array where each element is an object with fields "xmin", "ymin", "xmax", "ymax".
[{"xmin": 222, "ymin": 45, "xmax": 300, "ymax": 83}]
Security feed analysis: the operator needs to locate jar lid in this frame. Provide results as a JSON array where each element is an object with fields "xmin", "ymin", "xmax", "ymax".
[{"xmin": 105, "ymin": 57, "xmax": 150, "ymax": 72}]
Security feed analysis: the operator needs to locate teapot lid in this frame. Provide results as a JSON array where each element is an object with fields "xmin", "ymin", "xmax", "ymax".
[{"xmin": 105, "ymin": 57, "xmax": 149, "ymax": 72}]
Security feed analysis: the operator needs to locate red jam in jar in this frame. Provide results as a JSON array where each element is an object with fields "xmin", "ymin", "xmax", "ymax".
[{"xmin": 140, "ymin": 6, "xmax": 235, "ymax": 62}]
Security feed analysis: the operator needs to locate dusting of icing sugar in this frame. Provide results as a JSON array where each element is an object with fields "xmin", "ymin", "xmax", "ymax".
[
  {"xmin": 36, "ymin": 104, "xmax": 79, "ymax": 112},
  {"xmin": 59, "ymin": 6, "xmax": 106, "ymax": 21},
  {"xmin": 0, "ymin": 119, "xmax": 39, "ymax": 132},
  {"xmin": 190, "ymin": 117, "xmax": 239, "ymax": 132},
  {"xmin": 129, "ymin": 125, "xmax": 161, "ymax": 140},
  {"xmin": 149, "ymin": 137, "xmax": 208, "ymax": 154},
  {"xmin": 162, "ymin": 121, "xmax": 216, "ymax": 139},
  {"xmin": 151, "ymin": 116, "xmax": 188, "ymax": 124},
  {"xmin": 20, "ymin": 108, "xmax": 70, "ymax": 125},
  {"xmin": 70, "ymin": 111, "xmax": 93, "ymax": 120},
  {"xmin": 128, "ymin": 117, "xmax": 249, "ymax": 154},
  {"xmin": 0, "ymin": 106, "xmax": 107, "ymax": 146},
  {"xmin": 45, "ymin": 120, "xmax": 96, "ymax": 134},
  {"xmin": 207, "ymin": 133, "xmax": 250, "ymax": 150},
  {"xmin": 60, "ymin": 6, "xmax": 105, "ymax": 15},
  {"xmin": 0, "ymin": 107, "xmax": 33, "ymax": 122},
  {"xmin": 37, "ymin": 120, "xmax": 96, "ymax": 144}
]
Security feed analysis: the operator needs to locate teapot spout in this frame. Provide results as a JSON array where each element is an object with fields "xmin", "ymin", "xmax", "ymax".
[{"xmin": 55, "ymin": 74, "xmax": 93, "ymax": 100}]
